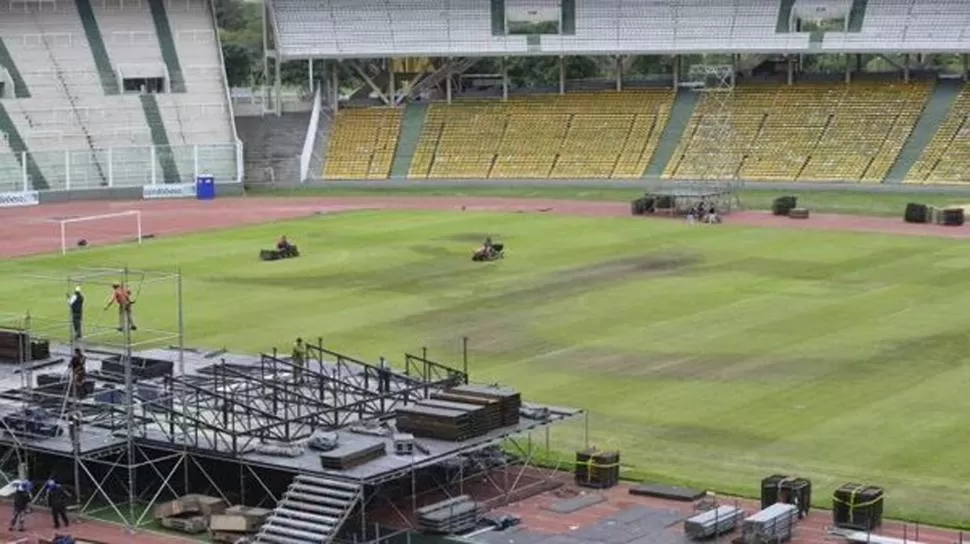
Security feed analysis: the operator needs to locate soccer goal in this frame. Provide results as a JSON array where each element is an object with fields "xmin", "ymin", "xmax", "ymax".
[{"xmin": 59, "ymin": 210, "xmax": 143, "ymax": 255}]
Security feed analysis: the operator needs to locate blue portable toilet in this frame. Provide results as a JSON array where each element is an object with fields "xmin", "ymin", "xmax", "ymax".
[{"xmin": 195, "ymin": 175, "xmax": 215, "ymax": 200}]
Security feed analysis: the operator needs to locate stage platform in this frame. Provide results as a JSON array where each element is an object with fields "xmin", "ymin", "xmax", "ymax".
[
  {"xmin": 0, "ymin": 343, "xmax": 582, "ymax": 482},
  {"xmin": 134, "ymin": 400, "xmax": 579, "ymax": 483}
]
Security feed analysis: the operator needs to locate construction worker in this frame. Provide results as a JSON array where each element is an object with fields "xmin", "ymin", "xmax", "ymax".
[
  {"xmin": 69, "ymin": 348, "xmax": 86, "ymax": 399},
  {"xmin": 104, "ymin": 283, "xmax": 137, "ymax": 332},
  {"xmin": 45, "ymin": 478, "xmax": 70, "ymax": 529},
  {"xmin": 9, "ymin": 481, "xmax": 29, "ymax": 531},
  {"xmin": 291, "ymin": 338, "xmax": 306, "ymax": 383},
  {"xmin": 67, "ymin": 285, "xmax": 84, "ymax": 340}
]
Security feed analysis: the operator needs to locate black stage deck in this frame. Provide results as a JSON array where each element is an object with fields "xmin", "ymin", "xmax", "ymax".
[{"xmin": 0, "ymin": 344, "xmax": 582, "ymax": 480}]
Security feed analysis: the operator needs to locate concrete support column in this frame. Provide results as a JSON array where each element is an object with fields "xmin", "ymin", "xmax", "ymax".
[
  {"xmin": 614, "ymin": 56, "xmax": 622, "ymax": 91},
  {"xmin": 274, "ymin": 53, "xmax": 282, "ymax": 117},
  {"xmin": 903, "ymin": 53, "xmax": 910, "ymax": 82},
  {"xmin": 672, "ymin": 55, "xmax": 680, "ymax": 87},
  {"xmin": 388, "ymin": 59, "xmax": 396, "ymax": 104},
  {"xmin": 331, "ymin": 60, "xmax": 339, "ymax": 113},
  {"xmin": 559, "ymin": 56, "xmax": 565, "ymax": 95},
  {"xmin": 787, "ymin": 56, "xmax": 794, "ymax": 85},
  {"xmin": 502, "ymin": 57, "xmax": 509, "ymax": 101},
  {"xmin": 844, "ymin": 54, "xmax": 851, "ymax": 84},
  {"xmin": 963, "ymin": 54, "xmax": 969, "ymax": 82},
  {"xmin": 308, "ymin": 59, "xmax": 314, "ymax": 92}
]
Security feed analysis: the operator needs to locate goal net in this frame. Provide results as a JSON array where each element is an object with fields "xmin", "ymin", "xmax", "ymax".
[{"xmin": 59, "ymin": 210, "xmax": 143, "ymax": 255}]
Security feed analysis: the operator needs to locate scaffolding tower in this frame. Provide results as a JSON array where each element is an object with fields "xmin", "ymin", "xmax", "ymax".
[
  {"xmin": 684, "ymin": 63, "xmax": 745, "ymax": 211},
  {"xmin": 0, "ymin": 266, "xmax": 184, "ymax": 533}
]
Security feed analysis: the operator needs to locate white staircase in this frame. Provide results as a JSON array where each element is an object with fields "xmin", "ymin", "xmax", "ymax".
[{"xmin": 254, "ymin": 474, "xmax": 362, "ymax": 544}]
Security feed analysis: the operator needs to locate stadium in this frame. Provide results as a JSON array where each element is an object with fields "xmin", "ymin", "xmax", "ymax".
[{"xmin": 4, "ymin": 0, "xmax": 970, "ymax": 543}]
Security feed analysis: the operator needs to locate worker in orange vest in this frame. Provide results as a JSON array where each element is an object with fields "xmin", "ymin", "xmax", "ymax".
[{"xmin": 104, "ymin": 283, "xmax": 137, "ymax": 332}]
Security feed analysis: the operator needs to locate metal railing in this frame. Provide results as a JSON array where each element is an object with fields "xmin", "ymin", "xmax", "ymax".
[{"xmin": 0, "ymin": 142, "xmax": 242, "ymax": 193}]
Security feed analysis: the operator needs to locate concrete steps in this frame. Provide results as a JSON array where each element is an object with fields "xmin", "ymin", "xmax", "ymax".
[
  {"xmin": 236, "ymin": 112, "xmax": 312, "ymax": 184},
  {"xmin": 75, "ymin": 0, "xmax": 119, "ymax": 95},
  {"xmin": 146, "ymin": 0, "xmax": 186, "ymax": 93},
  {"xmin": 887, "ymin": 79, "xmax": 962, "ymax": 183},
  {"xmin": 140, "ymin": 94, "xmax": 182, "ymax": 183},
  {"xmin": 0, "ymin": 102, "xmax": 49, "ymax": 190},
  {"xmin": 0, "ymin": 38, "xmax": 30, "ymax": 98},
  {"xmin": 644, "ymin": 88, "xmax": 698, "ymax": 178},
  {"xmin": 390, "ymin": 102, "xmax": 427, "ymax": 178}
]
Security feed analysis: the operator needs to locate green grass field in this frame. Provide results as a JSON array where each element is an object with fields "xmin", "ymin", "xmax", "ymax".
[{"xmin": 4, "ymin": 207, "xmax": 970, "ymax": 527}]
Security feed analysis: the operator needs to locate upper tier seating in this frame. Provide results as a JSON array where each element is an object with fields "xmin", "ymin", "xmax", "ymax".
[
  {"xmin": 823, "ymin": 0, "xmax": 970, "ymax": 52},
  {"xmin": 272, "ymin": 0, "xmax": 970, "ymax": 57},
  {"xmin": 322, "ymin": 108, "xmax": 403, "ymax": 180},
  {"xmin": 408, "ymin": 91, "xmax": 673, "ymax": 180},
  {"xmin": 271, "ymin": 0, "xmax": 807, "ymax": 58},
  {"xmin": 906, "ymin": 86, "xmax": 970, "ymax": 184},
  {"xmin": 665, "ymin": 81, "xmax": 931, "ymax": 183},
  {"xmin": 0, "ymin": 0, "xmax": 237, "ymax": 191}
]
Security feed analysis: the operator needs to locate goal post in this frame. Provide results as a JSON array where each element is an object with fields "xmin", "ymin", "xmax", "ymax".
[{"xmin": 59, "ymin": 210, "xmax": 143, "ymax": 255}]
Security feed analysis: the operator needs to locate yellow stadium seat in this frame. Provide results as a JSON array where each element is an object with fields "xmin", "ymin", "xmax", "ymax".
[
  {"xmin": 322, "ymin": 108, "xmax": 403, "ymax": 180},
  {"xmin": 664, "ymin": 81, "xmax": 931, "ymax": 183},
  {"xmin": 907, "ymin": 86, "xmax": 970, "ymax": 184},
  {"xmin": 407, "ymin": 90, "xmax": 674, "ymax": 180}
]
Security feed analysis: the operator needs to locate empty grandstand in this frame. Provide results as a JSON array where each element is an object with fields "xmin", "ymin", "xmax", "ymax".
[
  {"xmin": 405, "ymin": 91, "xmax": 672, "ymax": 179},
  {"xmin": 0, "ymin": 0, "xmax": 239, "ymax": 193},
  {"xmin": 907, "ymin": 85, "xmax": 970, "ymax": 184},
  {"xmin": 664, "ymin": 80, "xmax": 932, "ymax": 183},
  {"xmin": 265, "ymin": 0, "xmax": 970, "ymax": 186},
  {"xmin": 322, "ymin": 107, "xmax": 402, "ymax": 180}
]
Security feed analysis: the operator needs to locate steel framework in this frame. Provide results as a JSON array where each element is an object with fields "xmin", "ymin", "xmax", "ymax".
[
  {"xmin": 685, "ymin": 63, "xmax": 745, "ymax": 211},
  {"xmin": 0, "ymin": 266, "xmax": 184, "ymax": 533},
  {"xmin": 133, "ymin": 341, "xmax": 467, "ymax": 456},
  {"xmin": 0, "ymin": 272, "xmax": 582, "ymax": 543}
]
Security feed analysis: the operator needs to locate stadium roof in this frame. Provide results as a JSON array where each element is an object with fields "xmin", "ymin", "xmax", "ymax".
[{"xmin": 268, "ymin": 0, "xmax": 970, "ymax": 60}]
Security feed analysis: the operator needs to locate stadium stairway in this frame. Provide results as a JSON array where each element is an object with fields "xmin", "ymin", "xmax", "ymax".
[
  {"xmin": 0, "ymin": 38, "xmax": 30, "ymax": 98},
  {"xmin": 644, "ymin": 89, "xmax": 697, "ymax": 179},
  {"xmin": 776, "ymin": 0, "xmax": 796, "ymax": 32},
  {"xmin": 848, "ymin": 0, "xmax": 869, "ymax": 32},
  {"xmin": 146, "ymin": 0, "xmax": 187, "ymax": 93},
  {"xmin": 253, "ymin": 474, "xmax": 362, "ymax": 544},
  {"xmin": 0, "ymin": 103, "xmax": 48, "ymax": 190},
  {"xmin": 74, "ymin": 0, "xmax": 120, "ymax": 95},
  {"xmin": 885, "ymin": 79, "xmax": 963, "ymax": 183},
  {"xmin": 140, "ymin": 94, "xmax": 182, "ymax": 183},
  {"xmin": 236, "ymin": 112, "xmax": 312, "ymax": 184},
  {"xmin": 389, "ymin": 102, "xmax": 428, "ymax": 178}
]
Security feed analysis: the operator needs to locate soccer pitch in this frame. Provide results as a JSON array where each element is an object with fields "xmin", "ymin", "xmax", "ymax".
[{"xmin": 3, "ymin": 209, "xmax": 970, "ymax": 526}]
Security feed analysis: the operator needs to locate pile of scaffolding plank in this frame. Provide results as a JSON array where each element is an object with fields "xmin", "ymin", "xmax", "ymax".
[
  {"xmin": 742, "ymin": 503, "xmax": 799, "ymax": 543},
  {"xmin": 684, "ymin": 505, "xmax": 745, "ymax": 540},
  {"xmin": 430, "ymin": 390, "xmax": 504, "ymax": 430},
  {"xmin": 209, "ymin": 505, "xmax": 273, "ymax": 543},
  {"xmin": 417, "ymin": 495, "xmax": 482, "ymax": 534},
  {"xmin": 318, "ymin": 437, "xmax": 387, "ymax": 470},
  {"xmin": 397, "ymin": 385, "xmax": 524, "ymax": 441},
  {"xmin": 396, "ymin": 403, "xmax": 486, "ymax": 441},
  {"xmin": 451, "ymin": 384, "xmax": 521, "ymax": 427}
]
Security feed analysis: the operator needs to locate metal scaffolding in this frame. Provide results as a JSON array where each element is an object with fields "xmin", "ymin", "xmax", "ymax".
[
  {"xmin": 0, "ymin": 266, "xmax": 184, "ymax": 533},
  {"xmin": 685, "ymin": 63, "xmax": 745, "ymax": 211}
]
